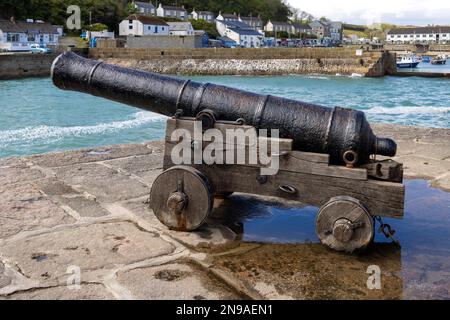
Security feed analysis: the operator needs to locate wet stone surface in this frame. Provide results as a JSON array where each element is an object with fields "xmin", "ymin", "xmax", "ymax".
[{"xmin": 0, "ymin": 124, "xmax": 449, "ymax": 300}]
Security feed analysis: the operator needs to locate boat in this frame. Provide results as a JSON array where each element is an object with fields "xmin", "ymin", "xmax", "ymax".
[
  {"xmin": 396, "ymin": 54, "xmax": 420, "ymax": 68},
  {"xmin": 421, "ymin": 56, "xmax": 431, "ymax": 63},
  {"xmin": 431, "ymin": 54, "xmax": 447, "ymax": 65}
]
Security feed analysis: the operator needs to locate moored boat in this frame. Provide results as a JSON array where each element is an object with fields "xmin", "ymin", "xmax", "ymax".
[
  {"xmin": 431, "ymin": 55, "xmax": 447, "ymax": 65},
  {"xmin": 396, "ymin": 54, "xmax": 420, "ymax": 68}
]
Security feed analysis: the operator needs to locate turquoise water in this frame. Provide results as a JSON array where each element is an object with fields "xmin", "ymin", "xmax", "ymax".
[{"xmin": 0, "ymin": 75, "xmax": 449, "ymax": 158}]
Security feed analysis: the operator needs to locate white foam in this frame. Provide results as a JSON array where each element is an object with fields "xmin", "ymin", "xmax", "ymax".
[
  {"xmin": 365, "ymin": 106, "xmax": 450, "ymax": 115},
  {"xmin": 350, "ymin": 73, "xmax": 363, "ymax": 78},
  {"xmin": 0, "ymin": 111, "xmax": 166, "ymax": 146},
  {"xmin": 306, "ymin": 75, "xmax": 330, "ymax": 80}
]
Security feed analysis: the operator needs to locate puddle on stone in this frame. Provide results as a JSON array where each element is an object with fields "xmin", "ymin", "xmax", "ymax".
[{"xmin": 211, "ymin": 179, "xmax": 450, "ymax": 299}]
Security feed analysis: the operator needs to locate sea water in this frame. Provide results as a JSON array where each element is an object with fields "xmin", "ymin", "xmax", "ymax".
[{"xmin": 0, "ymin": 75, "xmax": 449, "ymax": 158}]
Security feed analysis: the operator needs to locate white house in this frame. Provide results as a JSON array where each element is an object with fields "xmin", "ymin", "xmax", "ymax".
[
  {"xmin": 216, "ymin": 19, "xmax": 263, "ymax": 48},
  {"xmin": 132, "ymin": 1, "xmax": 156, "ymax": 16},
  {"xmin": 191, "ymin": 10, "xmax": 214, "ymax": 23},
  {"xmin": 264, "ymin": 20, "xmax": 292, "ymax": 34},
  {"xmin": 387, "ymin": 26, "xmax": 450, "ymax": 44},
  {"xmin": 119, "ymin": 15, "xmax": 169, "ymax": 36},
  {"xmin": 216, "ymin": 12, "xmax": 239, "ymax": 22},
  {"xmin": 167, "ymin": 22, "xmax": 194, "ymax": 36},
  {"xmin": 225, "ymin": 28, "xmax": 263, "ymax": 48},
  {"xmin": 0, "ymin": 19, "xmax": 59, "ymax": 51},
  {"xmin": 156, "ymin": 4, "xmax": 187, "ymax": 20}
]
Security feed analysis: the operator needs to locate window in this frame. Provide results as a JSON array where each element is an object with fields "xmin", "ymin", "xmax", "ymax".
[
  {"xmin": 148, "ymin": 26, "xmax": 151, "ymax": 30},
  {"xmin": 129, "ymin": 25, "xmax": 133, "ymax": 30},
  {"xmin": 129, "ymin": 20, "xmax": 133, "ymax": 24},
  {"xmin": 161, "ymin": 27, "xmax": 164, "ymax": 31},
  {"xmin": 27, "ymin": 34, "xmax": 35, "ymax": 41},
  {"xmin": 7, "ymin": 33, "xmax": 20, "ymax": 42},
  {"xmin": 49, "ymin": 35, "xmax": 54, "ymax": 42},
  {"xmin": 154, "ymin": 26, "xmax": 158, "ymax": 34}
]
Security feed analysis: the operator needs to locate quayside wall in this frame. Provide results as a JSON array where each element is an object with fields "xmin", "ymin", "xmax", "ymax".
[{"xmin": 88, "ymin": 48, "xmax": 395, "ymax": 77}]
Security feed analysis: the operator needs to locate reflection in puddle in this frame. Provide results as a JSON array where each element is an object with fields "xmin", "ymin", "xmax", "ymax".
[{"xmin": 211, "ymin": 179, "xmax": 450, "ymax": 299}]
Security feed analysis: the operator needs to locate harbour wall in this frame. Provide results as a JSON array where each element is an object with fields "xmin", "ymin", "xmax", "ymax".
[
  {"xmin": 0, "ymin": 48, "xmax": 88, "ymax": 80},
  {"xmin": 89, "ymin": 47, "xmax": 394, "ymax": 77},
  {"xmin": 0, "ymin": 53, "xmax": 58, "ymax": 80}
]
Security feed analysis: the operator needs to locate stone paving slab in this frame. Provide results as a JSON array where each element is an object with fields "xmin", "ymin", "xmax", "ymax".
[
  {"xmin": 0, "ymin": 183, "xmax": 76, "ymax": 238},
  {"xmin": 1, "ymin": 284, "xmax": 115, "ymax": 300},
  {"xmin": 116, "ymin": 262, "xmax": 240, "ymax": 300},
  {"xmin": 0, "ymin": 123, "xmax": 448, "ymax": 299},
  {"xmin": 0, "ymin": 221, "xmax": 173, "ymax": 284},
  {"xmin": 53, "ymin": 163, "xmax": 150, "ymax": 202}
]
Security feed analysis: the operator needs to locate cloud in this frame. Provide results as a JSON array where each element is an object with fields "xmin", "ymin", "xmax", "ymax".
[{"xmin": 288, "ymin": 0, "xmax": 450, "ymax": 25}]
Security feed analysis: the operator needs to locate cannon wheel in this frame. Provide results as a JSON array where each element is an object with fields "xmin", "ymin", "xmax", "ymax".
[
  {"xmin": 149, "ymin": 166, "xmax": 213, "ymax": 232},
  {"xmin": 316, "ymin": 196, "xmax": 374, "ymax": 253}
]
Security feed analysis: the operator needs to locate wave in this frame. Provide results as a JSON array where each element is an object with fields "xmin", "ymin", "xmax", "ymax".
[
  {"xmin": 365, "ymin": 106, "xmax": 450, "ymax": 115},
  {"xmin": 306, "ymin": 75, "xmax": 330, "ymax": 80},
  {"xmin": 0, "ymin": 111, "xmax": 166, "ymax": 146}
]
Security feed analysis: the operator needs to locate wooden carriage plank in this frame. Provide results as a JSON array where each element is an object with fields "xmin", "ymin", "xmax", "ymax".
[{"xmin": 186, "ymin": 164, "xmax": 404, "ymax": 219}]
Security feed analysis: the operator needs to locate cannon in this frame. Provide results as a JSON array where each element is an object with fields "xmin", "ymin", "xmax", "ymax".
[{"xmin": 52, "ymin": 52, "xmax": 405, "ymax": 252}]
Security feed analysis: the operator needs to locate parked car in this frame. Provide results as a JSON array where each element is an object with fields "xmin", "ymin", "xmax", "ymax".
[{"xmin": 30, "ymin": 44, "xmax": 52, "ymax": 54}]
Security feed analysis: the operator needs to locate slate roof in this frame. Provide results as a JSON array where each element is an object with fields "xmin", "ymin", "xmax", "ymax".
[
  {"xmin": 135, "ymin": 1, "xmax": 155, "ymax": 10},
  {"xmin": 221, "ymin": 13, "xmax": 239, "ymax": 20},
  {"xmin": 195, "ymin": 10, "xmax": 214, "ymax": 15},
  {"xmin": 229, "ymin": 28, "xmax": 263, "ymax": 36},
  {"xmin": 388, "ymin": 26, "xmax": 450, "ymax": 35},
  {"xmin": 0, "ymin": 20, "xmax": 59, "ymax": 34},
  {"xmin": 219, "ymin": 20, "xmax": 253, "ymax": 30},
  {"xmin": 125, "ymin": 15, "xmax": 168, "ymax": 26},
  {"xmin": 160, "ymin": 5, "xmax": 187, "ymax": 12},
  {"xmin": 270, "ymin": 21, "xmax": 292, "ymax": 27},
  {"xmin": 292, "ymin": 23, "xmax": 312, "ymax": 30}
]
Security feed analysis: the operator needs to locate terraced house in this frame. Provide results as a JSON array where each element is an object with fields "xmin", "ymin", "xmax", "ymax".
[
  {"xmin": 387, "ymin": 26, "xmax": 450, "ymax": 44},
  {"xmin": 191, "ymin": 9, "xmax": 214, "ymax": 23},
  {"xmin": 132, "ymin": 1, "xmax": 156, "ymax": 16},
  {"xmin": 119, "ymin": 15, "xmax": 169, "ymax": 36},
  {"xmin": 156, "ymin": 4, "xmax": 188, "ymax": 20},
  {"xmin": 0, "ymin": 19, "xmax": 60, "ymax": 51}
]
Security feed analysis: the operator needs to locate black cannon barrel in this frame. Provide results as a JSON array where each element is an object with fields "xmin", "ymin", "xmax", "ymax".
[{"xmin": 51, "ymin": 51, "xmax": 396, "ymax": 165}]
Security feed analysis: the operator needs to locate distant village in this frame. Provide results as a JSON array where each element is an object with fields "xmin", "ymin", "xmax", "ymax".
[{"xmin": 1, "ymin": 0, "xmax": 450, "ymax": 52}]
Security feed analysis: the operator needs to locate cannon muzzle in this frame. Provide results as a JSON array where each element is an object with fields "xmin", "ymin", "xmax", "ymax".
[{"xmin": 51, "ymin": 51, "xmax": 396, "ymax": 165}]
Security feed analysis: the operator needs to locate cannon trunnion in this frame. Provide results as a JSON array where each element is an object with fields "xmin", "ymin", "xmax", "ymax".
[{"xmin": 51, "ymin": 52, "xmax": 405, "ymax": 253}]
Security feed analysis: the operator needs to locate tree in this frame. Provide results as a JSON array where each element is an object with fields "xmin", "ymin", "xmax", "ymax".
[
  {"xmin": 85, "ymin": 23, "xmax": 109, "ymax": 31},
  {"xmin": 126, "ymin": 2, "xmax": 138, "ymax": 15},
  {"xmin": 189, "ymin": 18, "xmax": 219, "ymax": 38}
]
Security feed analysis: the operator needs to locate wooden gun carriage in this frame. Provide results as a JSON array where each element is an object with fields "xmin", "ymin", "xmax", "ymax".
[
  {"xmin": 150, "ymin": 114, "xmax": 404, "ymax": 253},
  {"xmin": 51, "ymin": 52, "xmax": 405, "ymax": 253}
]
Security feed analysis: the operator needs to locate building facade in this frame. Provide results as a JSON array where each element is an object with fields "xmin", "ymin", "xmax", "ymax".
[
  {"xmin": 291, "ymin": 23, "xmax": 312, "ymax": 36},
  {"xmin": 216, "ymin": 12, "xmax": 239, "ymax": 22},
  {"xmin": 387, "ymin": 26, "xmax": 450, "ymax": 44},
  {"xmin": 191, "ymin": 10, "xmax": 214, "ymax": 23},
  {"xmin": 216, "ymin": 19, "xmax": 263, "ymax": 48},
  {"xmin": 328, "ymin": 21, "xmax": 343, "ymax": 43},
  {"xmin": 156, "ymin": 4, "xmax": 188, "ymax": 20},
  {"xmin": 119, "ymin": 15, "xmax": 169, "ymax": 36},
  {"xmin": 309, "ymin": 20, "xmax": 327, "ymax": 39},
  {"xmin": 167, "ymin": 22, "xmax": 194, "ymax": 36},
  {"xmin": 133, "ymin": 1, "xmax": 156, "ymax": 16},
  {"xmin": 239, "ymin": 15, "xmax": 263, "ymax": 32},
  {"xmin": 0, "ymin": 19, "xmax": 59, "ymax": 51},
  {"xmin": 264, "ymin": 20, "xmax": 292, "ymax": 34}
]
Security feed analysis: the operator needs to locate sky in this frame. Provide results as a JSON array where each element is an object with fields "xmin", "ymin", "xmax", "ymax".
[{"xmin": 287, "ymin": 0, "xmax": 450, "ymax": 26}]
